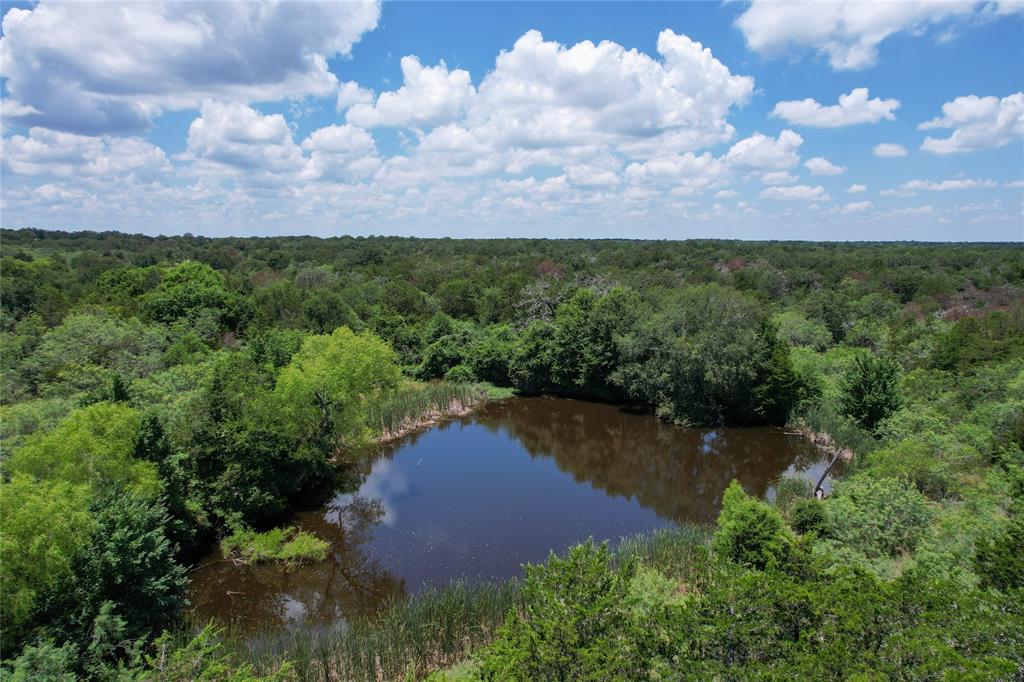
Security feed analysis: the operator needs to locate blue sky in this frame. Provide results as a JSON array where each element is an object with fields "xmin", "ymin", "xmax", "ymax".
[{"xmin": 1, "ymin": 1, "xmax": 1022, "ymax": 240}]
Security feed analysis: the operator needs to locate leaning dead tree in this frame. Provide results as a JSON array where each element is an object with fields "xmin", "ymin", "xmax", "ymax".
[{"xmin": 795, "ymin": 426, "xmax": 855, "ymax": 498}]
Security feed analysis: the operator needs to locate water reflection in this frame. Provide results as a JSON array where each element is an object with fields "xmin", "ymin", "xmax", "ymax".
[
  {"xmin": 188, "ymin": 495, "xmax": 405, "ymax": 632},
  {"xmin": 188, "ymin": 397, "xmax": 825, "ymax": 634},
  {"xmin": 477, "ymin": 398, "xmax": 822, "ymax": 524}
]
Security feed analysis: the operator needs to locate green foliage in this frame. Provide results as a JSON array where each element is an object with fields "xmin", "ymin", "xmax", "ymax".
[
  {"xmin": 865, "ymin": 436, "xmax": 957, "ymax": 500},
  {"xmin": 366, "ymin": 382, "xmax": 485, "ymax": 438},
  {"xmin": 0, "ymin": 474, "xmax": 94, "ymax": 647},
  {"xmin": 34, "ymin": 487, "xmax": 188, "ymax": 650},
  {"xmin": 712, "ymin": 480, "xmax": 793, "ymax": 569},
  {"xmin": 0, "ymin": 396, "xmax": 75, "ymax": 453},
  {"xmin": 507, "ymin": 320, "xmax": 557, "ymax": 395},
  {"xmin": 548, "ymin": 287, "xmax": 641, "ymax": 400},
  {"xmin": 840, "ymin": 351, "xmax": 902, "ymax": 430},
  {"xmin": 273, "ymin": 326, "xmax": 401, "ymax": 447},
  {"xmin": 933, "ymin": 310, "xmax": 1024, "ymax": 372},
  {"xmin": 141, "ymin": 260, "xmax": 233, "ymax": 326},
  {"xmin": 221, "ymin": 526, "xmax": 329, "ymax": 564},
  {"xmin": 147, "ymin": 626, "xmax": 290, "ymax": 681},
  {"xmin": 824, "ymin": 476, "xmax": 932, "ymax": 561},
  {"xmin": 4, "ymin": 231, "xmax": 1024, "ymax": 677},
  {"xmin": 12, "ymin": 310, "xmax": 165, "ymax": 399},
  {"xmin": 614, "ymin": 285, "xmax": 799, "ymax": 425},
  {"xmin": 479, "ymin": 540, "xmax": 654, "ymax": 681},
  {"xmin": 773, "ymin": 309, "xmax": 832, "ymax": 350},
  {"xmin": 1, "ymin": 640, "xmax": 78, "ymax": 682},
  {"xmin": 790, "ymin": 498, "xmax": 827, "ymax": 535},
  {"xmin": 7, "ymin": 401, "xmax": 160, "ymax": 497},
  {"xmin": 974, "ymin": 515, "xmax": 1024, "ymax": 591}
]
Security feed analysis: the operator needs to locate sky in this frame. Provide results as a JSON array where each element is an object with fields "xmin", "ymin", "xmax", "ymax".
[{"xmin": 1, "ymin": 1, "xmax": 1022, "ymax": 241}]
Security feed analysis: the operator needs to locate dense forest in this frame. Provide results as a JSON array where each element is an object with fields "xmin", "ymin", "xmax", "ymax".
[{"xmin": 1, "ymin": 228, "xmax": 1022, "ymax": 679}]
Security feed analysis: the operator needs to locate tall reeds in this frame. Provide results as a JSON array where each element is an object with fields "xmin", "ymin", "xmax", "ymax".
[
  {"xmin": 240, "ymin": 579, "xmax": 521, "ymax": 681},
  {"xmin": 366, "ymin": 382, "xmax": 488, "ymax": 443}
]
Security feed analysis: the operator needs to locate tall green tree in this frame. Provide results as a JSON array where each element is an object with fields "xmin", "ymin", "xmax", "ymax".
[
  {"xmin": 273, "ymin": 326, "xmax": 401, "ymax": 447},
  {"xmin": 840, "ymin": 352, "xmax": 902, "ymax": 431}
]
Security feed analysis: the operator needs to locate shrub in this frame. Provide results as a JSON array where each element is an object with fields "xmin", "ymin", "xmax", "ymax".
[
  {"xmin": 444, "ymin": 364, "xmax": 476, "ymax": 383},
  {"xmin": 974, "ymin": 516, "xmax": 1024, "ymax": 592},
  {"xmin": 712, "ymin": 481, "xmax": 793, "ymax": 570},
  {"xmin": 479, "ymin": 540, "xmax": 649, "ymax": 681},
  {"xmin": 866, "ymin": 437, "xmax": 956, "ymax": 500},
  {"xmin": 790, "ymin": 499, "xmax": 827, "ymax": 535},
  {"xmin": 825, "ymin": 476, "xmax": 932, "ymax": 560},
  {"xmin": 840, "ymin": 352, "xmax": 902, "ymax": 431}
]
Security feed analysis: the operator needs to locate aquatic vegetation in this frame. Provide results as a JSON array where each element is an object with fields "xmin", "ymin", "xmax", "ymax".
[
  {"xmin": 367, "ymin": 381, "xmax": 489, "ymax": 442},
  {"xmin": 220, "ymin": 527, "xmax": 329, "ymax": 565}
]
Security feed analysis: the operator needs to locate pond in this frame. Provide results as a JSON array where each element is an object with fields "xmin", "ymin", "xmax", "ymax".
[{"xmin": 188, "ymin": 397, "xmax": 828, "ymax": 634}]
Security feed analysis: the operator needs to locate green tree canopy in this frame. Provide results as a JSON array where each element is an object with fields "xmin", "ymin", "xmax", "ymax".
[
  {"xmin": 840, "ymin": 351, "xmax": 902, "ymax": 431},
  {"xmin": 7, "ymin": 402, "xmax": 160, "ymax": 497},
  {"xmin": 273, "ymin": 327, "xmax": 401, "ymax": 446},
  {"xmin": 0, "ymin": 474, "xmax": 94, "ymax": 646}
]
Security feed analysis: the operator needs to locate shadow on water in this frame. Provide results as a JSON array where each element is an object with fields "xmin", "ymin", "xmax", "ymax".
[{"xmin": 188, "ymin": 397, "xmax": 827, "ymax": 635}]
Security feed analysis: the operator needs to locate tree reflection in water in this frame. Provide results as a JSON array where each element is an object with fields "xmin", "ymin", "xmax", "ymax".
[
  {"xmin": 187, "ymin": 494, "xmax": 405, "ymax": 634},
  {"xmin": 473, "ymin": 397, "xmax": 823, "ymax": 525}
]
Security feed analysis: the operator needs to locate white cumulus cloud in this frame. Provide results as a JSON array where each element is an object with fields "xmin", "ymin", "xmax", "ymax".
[
  {"xmin": 184, "ymin": 100, "xmax": 305, "ymax": 175},
  {"xmin": 772, "ymin": 88, "xmax": 899, "ymax": 127},
  {"xmin": 2, "ymin": 127, "xmax": 169, "ymax": 178},
  {"xmin": 761, "ymin": 171, "xmax": 798, "ymax": 185},
  {"xmin": 0, "ymin": 0, "xmax": 381, "ymax": 134},
  {"xmin": 760, "ymin": 184, "xmax": 830, "ymax": 201},
  {"xmin": 841, "ymin": 200, "xmax": 873, "ymax": 213},
  {"xmin": 919, "ymin": 92, "xmax": 1024, "ymax": 154},
  {"xmin": 347, "ymin": 57, "xmax": 475, "ymax": 128},
  {"xmin": 724, "ymin": 130, "xmax": 803, "ymax": 170},
  {"xmin": 902, "ymin": 178, "xmax": 998, "ymax": 190},
  {"xmin": 873, "ymin": 143, "xmax": 908, "ymax": 157},
  {"xmin": 735, "ymin": 1, "xmax": 1011, "ymax": 70},
  {"xmin": 466, "ymin": 29, "xmax": 754, "ymax": 156},
  {"xmin": 847, "ymin": 184, "xmax": 868, "ymax": 193},
  {"xmin": 805, "ymin": 157, "xmax": 846, "ymax": 175}
]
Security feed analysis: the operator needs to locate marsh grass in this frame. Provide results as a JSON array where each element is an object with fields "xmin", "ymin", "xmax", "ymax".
[
  {"xmin": 218, "ymin": 526, "xmax": 708, "ymax": 681},
  {"xmin": 238, "ymin": 579, "xmax": 522, "ymax": 681},
  {"xmin": 615, "ymin": 524, "xmax": 710, "ymax": 577},
  {"xmin": 367, "ymin": 382, "xmax": 489, "ymax": 443}
]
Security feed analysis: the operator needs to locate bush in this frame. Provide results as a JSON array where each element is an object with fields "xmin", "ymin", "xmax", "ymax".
[
  {"xmin": 866, "ymin": 437, "xmax": 956, "ymax": 500},
  {"xmin": 825, "ymin": 476, "xmax": 932, "ymax": 560},
  {"xmin": 790, "ymin": 499, "xmax": 827, "ymax": 535},
  {"xmin": 712, "ymin": 481, "xmax": 793, "ymax": 570},
  {"xmin": 974, "ymin": 516, "xmax": 1024, "ymax": 592},
  {"xmin": 444, "ymin": 364, "xmax": 476, "ymax": 383},
  {"xmin": 840, "ymin": 352, "xmax": 902, "ymax": 431},
  {"xmin": 479, "ymin": 540, "xmax": 650, "ymax": 681}
]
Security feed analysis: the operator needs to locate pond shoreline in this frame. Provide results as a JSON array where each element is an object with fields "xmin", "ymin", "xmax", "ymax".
[
  {"xmin": 189, "ymin": 396, "xmax": 827, "ymax": 636},
  {"xmin": 375, "ymin": 394, "xmax": 485, "ymax": 444}
]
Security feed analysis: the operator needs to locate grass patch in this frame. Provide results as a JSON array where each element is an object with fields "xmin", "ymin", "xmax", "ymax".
[
  {"xmin": 477, "ymin": 382, "xmax": 516, "ymax": 400},
  {"xmin": 220, "ymin": 526, "xmax": 329, "ymax": 565}
]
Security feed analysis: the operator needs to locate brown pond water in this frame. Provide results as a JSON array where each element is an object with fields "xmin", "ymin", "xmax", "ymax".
[{"xmin": 188, "ymin": 397, "xmax": 828, "ymax": 634}]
